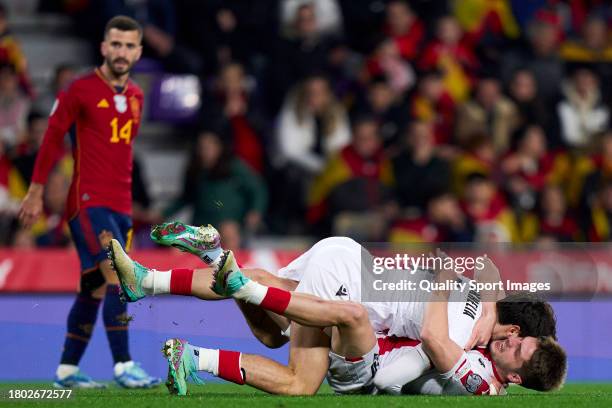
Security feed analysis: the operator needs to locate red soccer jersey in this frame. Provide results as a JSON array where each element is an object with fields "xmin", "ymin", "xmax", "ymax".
[{"xmin": 32, "ymin": 69, "xmax": 144, "ymax": 218}]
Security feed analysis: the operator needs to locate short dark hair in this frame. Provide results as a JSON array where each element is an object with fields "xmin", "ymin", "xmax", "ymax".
[
  {"xmin": 496, "ymin": 293, "xmax": 557, "ymax": 339},
  {"xmin": 104, "ymin": 15, "xmax": 142, "ymax": 40},
  {"xmin": 519, "ymin": 336, "xmax": 567, "ymax": 391}
]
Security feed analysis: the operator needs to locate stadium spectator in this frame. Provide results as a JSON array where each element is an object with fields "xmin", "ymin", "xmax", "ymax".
[
  {"xmin": 409, "ymin": 69, "xmax": 456, "ymax": 145},
  {"xmin": 501, "ymin": 125, "xmax": 569, "ymax": 212},
  {"xmin": 557, "ymin": 67, "xmax": 609, "ymax": 148},
  {"xmin": 9, "ymin": 113, "xmax": 73, "ymax": 247},
  {"xmin": 507, "ymin": 68, "xmax": 558, "ymax": 142},
  {"xmin": 587, "ymin": 179, "xmax": 612, "ymax": 242},
  {"xmin": 418, "ymin": 15, "xmax": 478, "ymax": 102},
  {"xmin": 0, "ymin": 3, "xmax": 34, "ymax": 99},
  {"xmin": 10, "ymin": 111, "xmax": 48, "ymax": 189},
  {"xmin": 364, "ymin": 36, "xmax": 415, "ymax": 94},
  {"xmin": 453, "ymin": 0, "xmax": 520, "ymax": 71},
  {"xmin": 460, "ymin": 172, "xmax": 519, "ymax": 243},
  {"xmin": 391, "ymin": 121, "xmax": 451, "ymax": 213},
  {"xmin": 453, "ymin": 0, "xmax": 520, "ymax": 43},
  {"xmin": 203, "ymin": 63, "xmax": 266, "ymax": 173},
  {"xmin": 196, "ymin": 5, "xmax": 253, "ymax": 74},
  {"xmin": 382, "ymin": 0, "xmax": 425, "ymax": 62},
  {"xmin": 351, "ymin": 76, "xmax": 407, "ymax": 148},
  {"xmin": 269, "ymin": 2, "xmax": 338, "ymax": 110},
  {"xmin": 307, "ymin": 117, "xmax": 392, "ymax": 239},
  {"xmin": 500, "ymin": 15, "xmax": 563, "ymax": 104},
  {"xmin": 34, "ymin": 64, "xmax": 78, "ymax": 117},
  {"xmin": 164, "ymin": 129, "xmax": 267, "ymax": 247},
  {"xmin": 560, "ymin": 15, "xmax": 612, "ymax": 99},
  {"xmin": 520, "ymin": 183, "xmax": 580, "ymax": 243},
  {"xmin": 452, "ymin": 133, "xmax": 496, "ymax": 195},
  {"xmin": 389, "ymin": 191, "xmax": 474, "ymax": 243},
  {"xmin": 280, "ymin": 0, "xmax": 343, "ymax": 38},
  {"xmin": 276, "ymin": 75, "xmax": 350, "ymax": 174},
  {"xmin": 560, "ymin": 15, "xmax": 612, "ymax": 62},
  {"xmin": 0, "ymin": 63, "xmax": 29, "ymax": 148},
  {"xmin": 455, "ymin": 76, "xmax": 520, "ymax": 153},
  {"xmin": 569, "ymin": 130, "xmax": 612, "ymax": 211}
]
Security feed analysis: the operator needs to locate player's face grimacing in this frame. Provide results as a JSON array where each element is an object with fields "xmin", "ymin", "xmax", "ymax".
[
  {"xmin": 490, "ymin": 336, "xmax": 538, "ymax": 383},
  {"xmin": 101, "ymin": 28, "xmax": 142, "ymax": 78}
]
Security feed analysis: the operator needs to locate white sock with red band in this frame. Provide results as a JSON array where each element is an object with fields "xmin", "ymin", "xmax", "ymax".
[
  {"xmin": 233, "ymin": 282, "xmax": 292, "ymax": 315},
  {"xmin": 194, "ymin": 347, "xmax": 244, "ymax": 385},
  {"xmin": 141, "ymin": 268, "xmax": 194, "ymax": 296}
]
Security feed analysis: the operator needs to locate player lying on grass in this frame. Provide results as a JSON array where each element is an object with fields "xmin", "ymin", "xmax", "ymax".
[
  {"xmin": 123, "ymin": 222, "xmax": 557, "ymax": 351},
  {"xmin": 108, "ymin": 223, "xmax": 565, "ymax": 396},
  {"xmin": 143, "ymin": 223, "xmax": 557, "ymax": 358}
]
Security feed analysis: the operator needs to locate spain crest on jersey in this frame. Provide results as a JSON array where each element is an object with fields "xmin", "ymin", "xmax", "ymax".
[{"xmin": 113, "ymin": 94, "xmax": 127, "ymax": 113}]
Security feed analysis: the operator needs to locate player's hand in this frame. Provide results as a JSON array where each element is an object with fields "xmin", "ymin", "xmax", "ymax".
[
  {"xmin": 464, "ymin": 306, "xmax": 496, "ymax": 350},
  {"xmin": 18, "ymin": 184, "xmax": 44, "ymax": 228},
  {"xmin": 487, "ymin": 377, "xmax": 507, "ymax": 396}
]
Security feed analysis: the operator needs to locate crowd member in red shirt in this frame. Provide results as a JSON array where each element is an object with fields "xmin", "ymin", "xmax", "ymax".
[
  {"xmin": 205, "ymin": 62, "xmax": 264, "ymax": 173},
  {"xmin": 521, "ymin": 183, "xmax": 580, "ymax": 243},
  {"xmin": 409, "ymin": 70, "xmax": 455, "ymax": 145},
  {"xmin": 501, "ymin": 124, "xmax": 569, "ymax": 212},
  {"xmin": 382, "ymin": 0, "xmax": 425, "ymax": 62},
  {"xmin": 18, "ymin": 16, "xmax": 160, "ymax": 389},
  {"xmin": 460, "ymin": 172, "xmax": 519, "ymax": 243},
  {"xmin": 418, "ymin": 15, "xmax": 478, "ymax": 102}
]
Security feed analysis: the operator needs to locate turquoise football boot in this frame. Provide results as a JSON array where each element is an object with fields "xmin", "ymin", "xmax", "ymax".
[
  {"xmin": 211, "ymin": 250, "xmax": 251, "ymax": 297},
  {"xmin": 162, "ymin": 338, "xmax": 204, "ymax": 396},
  {"xmin": 107, "ymin": 238, "xmax": 149, "ymax": 302},
  {"xmin": 150, "ymin": 222, "xmax": 221, "ymax": 263}
]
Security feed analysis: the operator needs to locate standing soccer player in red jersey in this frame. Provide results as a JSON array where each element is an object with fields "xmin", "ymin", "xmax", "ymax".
[{"xmin": 19, "ymin": 16, "xmax": 160, "ymax": 389}]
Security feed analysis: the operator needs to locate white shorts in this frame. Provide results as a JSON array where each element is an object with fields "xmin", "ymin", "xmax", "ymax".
[
  {"xmin": 327, "ymin": 343, "xmax": 380, "ymax": 394},
  {"xmin": 279, "ymin": 237, "xmax": 363, "ymax": 302}
]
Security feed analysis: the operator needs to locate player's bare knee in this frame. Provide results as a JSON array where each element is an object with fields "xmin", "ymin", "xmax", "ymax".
[
  {"xmin": 338, "ymin": 303, "xmax": 369, "ymax": 327},
  {"xmin": 285, "ymin": 379, "xmax": 318, "ymax": 396}
]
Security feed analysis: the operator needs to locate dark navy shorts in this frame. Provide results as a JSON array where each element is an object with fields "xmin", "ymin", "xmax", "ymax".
[{"xmin": 68, "ymin": 207, "xmax": 133, "ymax": 272}]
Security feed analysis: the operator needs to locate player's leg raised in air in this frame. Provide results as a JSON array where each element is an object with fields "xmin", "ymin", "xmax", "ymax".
[
  {"xmin": 110, "ymin": 222, "xmax": 295, "ymax": 347},
  {"xmin": 109, "ymin": 223, "xmax": 379, "ymax": 395}
]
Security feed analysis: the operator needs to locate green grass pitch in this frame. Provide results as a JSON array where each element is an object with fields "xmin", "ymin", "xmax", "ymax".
[{"xmin": 1, "ymin": 383, "xmax": 611, "ymax": 407}]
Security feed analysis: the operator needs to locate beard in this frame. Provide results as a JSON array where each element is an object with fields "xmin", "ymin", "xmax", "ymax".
[{"xmin": 105, "ymin": 57, "xmax": 133, "ymax": 77}]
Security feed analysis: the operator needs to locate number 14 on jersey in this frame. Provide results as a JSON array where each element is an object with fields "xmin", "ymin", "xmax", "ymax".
[{"xmin": 110, "ymin": 117, "xmax": 133, "ymax": 144}]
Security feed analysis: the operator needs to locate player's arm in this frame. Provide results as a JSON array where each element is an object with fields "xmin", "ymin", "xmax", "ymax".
[
  {"xmin": 419, "ymin": 255, "xmax": 464, "ymax": 373},
  {"xmin": 19, "ymin": 86, "xmax": 79, "ymax": 227},
  {"xmin": 465, "ymin": 255, "xmax": 505, "ymax": 350}
]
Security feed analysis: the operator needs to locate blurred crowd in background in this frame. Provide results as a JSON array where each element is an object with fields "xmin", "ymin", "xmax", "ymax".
[{"xmin": 1, "ymin": 0, "xmax": 612, "ymax": 250}]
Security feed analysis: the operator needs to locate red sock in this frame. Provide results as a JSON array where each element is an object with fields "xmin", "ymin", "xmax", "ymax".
[
  {"xmin": 218, "ymin": 350, "xmax": 244, "ymax": 385},
  {"xmin": 260, "ymin": 287, "xmax": 291, "ymax": 314},
  {"xmin": 169, "ymin": 268, "xmax": 194, "ymax": 295}
]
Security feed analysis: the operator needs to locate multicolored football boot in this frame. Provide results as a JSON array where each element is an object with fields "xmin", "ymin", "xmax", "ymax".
[
  {"xmin": 107, "ymin": 238, "xmax": 149, "ymax": 302},
  {"xmin": 162, "ymin": 338, "xmax": 204, "ymax": 396},
  {"xmin": 114, "ymin": 361, "xmax": 162, "ymax": 389},
  {"xmin": 210, "ymin": 250, "xmax": 251, "ymax": 297},
  {"xmin": 53, "ymin": 370, "xmax": 106, "ymax": 389},
  {"xmin": 150, "ymin": 222, "xmax": 221, "ymax": 264}
]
